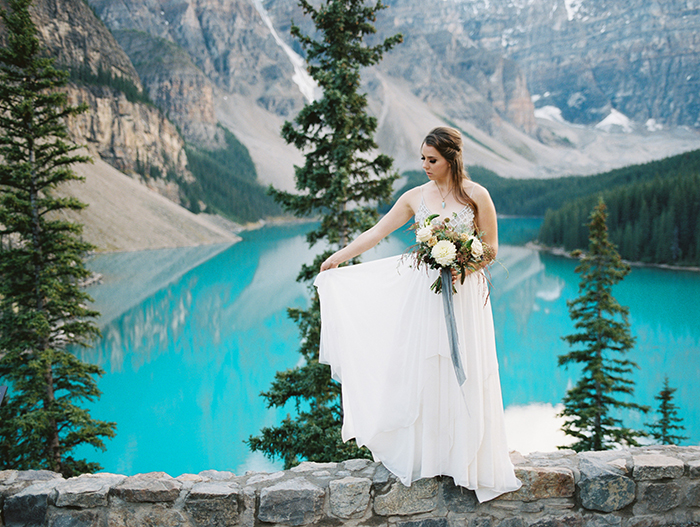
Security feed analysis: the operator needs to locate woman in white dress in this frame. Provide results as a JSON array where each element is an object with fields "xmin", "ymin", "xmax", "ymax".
[{"xmin": 314, "ymin": 127, "xmax": 521, "ymax": 502}]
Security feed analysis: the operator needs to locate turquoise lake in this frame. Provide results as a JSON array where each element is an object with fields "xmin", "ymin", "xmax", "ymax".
[{"xmin": 76, "ymin": 219, "xmax": 700, "ymax": 476}]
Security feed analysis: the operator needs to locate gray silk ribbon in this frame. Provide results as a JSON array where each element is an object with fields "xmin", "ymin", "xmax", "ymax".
[{"xmin": 441, "ymin": 267, "xmax": 466, "ymax": 386}]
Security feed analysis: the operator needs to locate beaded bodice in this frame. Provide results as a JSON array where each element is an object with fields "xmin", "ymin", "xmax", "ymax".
[{"xmin": 414, "ymin": 197, "xmax": 475, "ymax": 233}]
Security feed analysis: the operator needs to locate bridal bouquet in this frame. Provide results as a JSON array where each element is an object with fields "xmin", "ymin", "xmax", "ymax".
[{"xmin": 408, "ymin": 213, "xmax": 491, "ymax": 294}]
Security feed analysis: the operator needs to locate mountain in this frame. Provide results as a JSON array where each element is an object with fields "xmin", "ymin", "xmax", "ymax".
[
  {"xmin": 6, "ymin": 0, "xmax": 700, "ymax": 245},
  {"xmin": 85, "ymin": 0, "xmax": 307, "ymax": 192},
  {"xmin": 261, "ymin": 0, "xmax": 700, "ymax": 177},
  {"xmin": 22, "ymin": 0, "xmax": 192, "ymax": 199},
  {"xmin": 451, "ymin": 0, "xmax": 700, "ymax": 129},
  {"xmin": 0, "ymin": 0, "xmax": 242, "ymax": 250},
  {"xmin": 112, "ymin": 29, "xmax": 225, "ymax": 150}
]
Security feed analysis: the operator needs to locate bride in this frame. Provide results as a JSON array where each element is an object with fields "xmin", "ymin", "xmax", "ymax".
[{"xmin": 314, "ymin": 126, "xmax": 521, "ymax": 502}]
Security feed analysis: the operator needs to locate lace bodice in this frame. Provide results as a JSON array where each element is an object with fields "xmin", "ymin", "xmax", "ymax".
[{"xmin": 415, "ymin": 197, "xmax": 475, "ymax": 233}]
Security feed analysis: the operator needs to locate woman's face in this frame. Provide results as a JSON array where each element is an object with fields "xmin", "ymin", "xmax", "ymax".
[{"xmin": 421, "ymin": 144, "xmax": 451, "ymax": 183}]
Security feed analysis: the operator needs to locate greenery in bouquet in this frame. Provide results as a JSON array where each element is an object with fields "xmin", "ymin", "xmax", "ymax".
[{"xmin": 408, "ymin": 213, "xmax": 492, "ymax": 294}]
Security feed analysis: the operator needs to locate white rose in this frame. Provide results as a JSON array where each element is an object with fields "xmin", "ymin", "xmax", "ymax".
[
  {"xmin": 416, "ymin": 226, "xmax": 433, "ymax": 243},
  {"xmin": 470, "ymin": 236, "xmax": 484, "ymax": 259},
  {"xmin": 431, "ymin": 240, "xmax": 457, "ymax": 266}
]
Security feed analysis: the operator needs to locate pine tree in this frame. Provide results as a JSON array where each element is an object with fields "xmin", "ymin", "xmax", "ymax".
[
  {"xmin": 558, "ymin": 198, "xmax": 648, "ymax": 451},
  {"xmin": 0, "ymin": 0, "xmax": 115, "ymax": 477},
  {"xmin": 646, "ymin": 377, "xmax": 688, "ymax": 445},
  {"xmin": 247, "ymin": 0, "xmax": 401, "ymax": 468}
]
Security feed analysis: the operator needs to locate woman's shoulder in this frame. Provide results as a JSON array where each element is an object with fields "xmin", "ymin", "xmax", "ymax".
[
  {"xmin": 465, "ymin": 180, "xmax": 492, "ymax": 201},
  {"xmin": 397, "ymin": 184, "xmax": 425, "ymax": 207}
]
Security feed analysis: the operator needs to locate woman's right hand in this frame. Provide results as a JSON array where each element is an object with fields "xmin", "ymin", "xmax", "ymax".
[{"xmin": 320, "ymin": 255, "xmax": 340, "ymax": 272}]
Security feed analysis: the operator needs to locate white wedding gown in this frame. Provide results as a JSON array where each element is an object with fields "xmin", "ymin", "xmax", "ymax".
[{"xmin": 313, "ymin": 199, "xmax": 521, "ymax": 502}]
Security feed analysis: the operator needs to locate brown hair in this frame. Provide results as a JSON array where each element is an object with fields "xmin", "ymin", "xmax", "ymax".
[{"xmin": 422, "ymin": 126, "xmax": 478, "ymax": 216}]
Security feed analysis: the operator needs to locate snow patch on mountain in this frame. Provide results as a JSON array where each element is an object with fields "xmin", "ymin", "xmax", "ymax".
[
  {"xmin": 564, "ymin": 0, "xmax": 584, "ymax": 21},
  {"xmin": 646, "ymin": 118, "xmax": 664, "ymax": 132},
  {"xmin": 252, "ymin": 0, "xmax": 317, "ymax": 103},
  {"xmin": 595, "ymin": 109, "xmax": 634, "ymax": 133},
  {"xmin": 534, "ymin": 105, "xmax": 567, "ymax": 123}
]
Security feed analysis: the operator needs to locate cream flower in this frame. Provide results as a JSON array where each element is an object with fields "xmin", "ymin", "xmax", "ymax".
[
  {"xmin": 431, "ymin": 240, "xmax": 457, "ymax": 266},
  {"xmin": 470, "ymin": 236, "xmax": 484, "ymax": 259},
  {"xmin": 428, "ymin": 236, "xmax": 438, "ymax": 247},
  {"xmin": 416, "ymin": 226, "xmax": 433, "ymax": 243}
]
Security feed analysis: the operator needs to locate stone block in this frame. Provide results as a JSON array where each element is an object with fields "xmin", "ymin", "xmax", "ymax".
[
  {"xmin": 4, "ymin": 479, "xmax": 63, "ymax": 527},
  {"xmin": 686, "ymin": 482, "xmax": 700, "ymax": 507},
  {"xmin": 343, "ymin": 459, "xmax": 371, "ymax": 472},
  {"xmin": 491, "ymin": 500, "xmax": 536, "ymax": 512},
  {"xmin": 258, "ymin": 477, "xmax": 324, "ymax": 526},
  {"xmin": 290, "ymin": 461, "xmax": 338, "ymax": 473},
  {"xmin": 622, "ymin": 515, "xmax": 663, "ymax": 527},
  {"xmin": 373, "ymin": 464, "xmax": 397, "ymax": 486},
  {"xmin": 398, "ymin": 519, "xmax": 449, "ymax": 527},
  {"xmin": 498, "ymin": 518, "xmax": 525, "ymax": 527},
  {"xmin": 106, "ymin": 503, "xmax": 193, "ymax": 527},
  {"xmin": 578, "ymin": 458, "xmax": 635, "ymax": 512},
  {"xmin": 523, "ymin": 501, "xmax": 546, "ymax": 513},
  {"xmin": 198, "ymin": 470, "xmax": 235, "ymax": 481},
  {"xmin": 0, "ymin": 470, "xmax": 63, "ymax": 499},
  {"xmin": 329, "ymin": 476, "xmax": 371, "ymax": 519},
  {"xmin": 0, "ymin": 470, "xmax": 18, "ymax": 485},
  {"xmin": 499, "ymin": 466, "xmax": 575, "ymax": 502},
  {"xmin": 441, "ymin": 478, "xmax": 478, "ymax": 513},
  {"xmin": 641, "ymin": 482, "xmax": 681, "ymax": 512},
  {"xmin": 46, "ymin": 508, "xmax": 103, "ymax": 527},
  {"xmin": 52, "ymin": 473, "xmax": 125, "ymax": 508},
  {"xmin": 16, "ymin": 470, "xmax": 63, "ymax": 482},
  {"xmin": 688, "ymin": 459, "xmax": 700, "ymax": 479},
  {"xmin": 374, "ymin": 477, "xmax": 439, "ymax": 516},
  {"xmin": 470, "ymin": 517, "xmax": 493, "ymax": 527},
  {"xmin": 528, "ymin": 515, "xmax": 583, "ymax": 527},
  {"xmin": 543, "ymin": 498, "xmax": 576, "ymax": 512},
  {"xmin": 632, "ymin": 455, "xmax": 684, "ymax": 480},
  {"xmin": 184, "ymin": 481, "xmax": 242, "ymax": 526},
  {"xmin": 246, "ymin": 471, "xmax": 285, "ymax": 485},
  {"xmin": 110, "ymin": 472, "xmax": 181, "ymax": 503},
  {"xmin": 240, "ymin": 487, "xmax": 256, "ymax": 527},
  {"xmin": 583, "ymin": 513, "xmax": 622, "ymax": 527}
]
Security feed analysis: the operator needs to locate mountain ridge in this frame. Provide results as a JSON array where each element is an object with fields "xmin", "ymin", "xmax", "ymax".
[{"xmin": 5, "ymin": 0, "xmax": 700, "ymax": 251}]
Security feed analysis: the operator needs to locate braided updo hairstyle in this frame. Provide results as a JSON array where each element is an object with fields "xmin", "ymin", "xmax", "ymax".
[{"xmin": 422, "ymin": 127, "xmax": 478, "ymax": 217}]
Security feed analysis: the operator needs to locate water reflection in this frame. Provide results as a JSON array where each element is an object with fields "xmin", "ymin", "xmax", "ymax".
[{"xmin": 504, "ymin": 403, "xmax": 573, "ymax": 454}]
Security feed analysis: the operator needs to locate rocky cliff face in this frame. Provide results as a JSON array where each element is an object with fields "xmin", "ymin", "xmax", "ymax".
[
  {"xmin": 63, "ymin": 84, "xmax": 189, "ymax": 201},
  {"xmin": 263, "ymin": 0, "xmax": 538, "ymax": 137},
  {"xmin": 87, "ymin": 0, "xmax": 307, "ymax": 118},
  {"xmin": 377, "ymin": 30, "xmax": 538, "ymax": 136},
  {"xmin": 14, "ymin": 0, "xmax": 193, "ymax": 198},
  {"xmin": 28, "ymin": 0, "xmax": 141, "ymax": 86},
  {"xmin": 384, "ymin": 0, "xmax": 700, "ymax": 129},
  {"xmin": 112, "ymin": 29, "xmax": 225, "ymax": 149},
  {"xmin": 55, "ymin": 0, "xmax": 700, "ymax": 188}
]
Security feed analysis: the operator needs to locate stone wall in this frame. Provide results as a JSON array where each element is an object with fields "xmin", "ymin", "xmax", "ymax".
[{"xmin": 1, "ymin": 446, "xmax": 699, "ymax": 527}]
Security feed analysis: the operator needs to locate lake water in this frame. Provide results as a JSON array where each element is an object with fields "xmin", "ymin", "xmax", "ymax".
[{"xmin": 76, "ymin": 219, "xmax": 700, "ymax": 476}]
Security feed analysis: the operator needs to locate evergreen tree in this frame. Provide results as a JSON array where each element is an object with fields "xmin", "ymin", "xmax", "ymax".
[
  {"xmin": 558, "ymin": 198, "xmax": 648, "ymax": 451},
  {"xmin": 645, "ymin": 377, "xmax": 688, "ymax": 445},
  {"xmin": 247, "ymin": 0, "xmax": 401, "ymax": 468},
  {"xmin": 0, "ymin": 0, "xmax": 115, "ymax": 477}
]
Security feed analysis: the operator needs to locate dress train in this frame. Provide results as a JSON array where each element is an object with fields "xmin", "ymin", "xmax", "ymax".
[{"xmin": 314, "ymin": 254, "xmax": 521, "ymax": 502}]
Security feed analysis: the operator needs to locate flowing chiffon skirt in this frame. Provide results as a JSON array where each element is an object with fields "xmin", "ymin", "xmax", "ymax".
[{"xmin": 314, "ymin": 255, "xmax": 521, "ymax": 502}]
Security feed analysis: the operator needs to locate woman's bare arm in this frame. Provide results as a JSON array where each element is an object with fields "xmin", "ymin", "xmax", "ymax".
[{"xmin": 320, "ymin": 189, "xmax": 418, "ymax": 271}]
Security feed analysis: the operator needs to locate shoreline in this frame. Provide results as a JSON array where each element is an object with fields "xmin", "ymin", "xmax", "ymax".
[
  {"xmin": 527, "ymin": 241, "xmax": 700, "ymax": 273},
  {"xmin": 92, "ymin": 214, "xmax": 313, "ymax": 254}
]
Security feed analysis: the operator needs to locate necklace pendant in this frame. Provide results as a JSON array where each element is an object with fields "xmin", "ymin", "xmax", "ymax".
[{"xmin": 441, "ymin": 201, "xmax": 446, "ymax": 209}]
